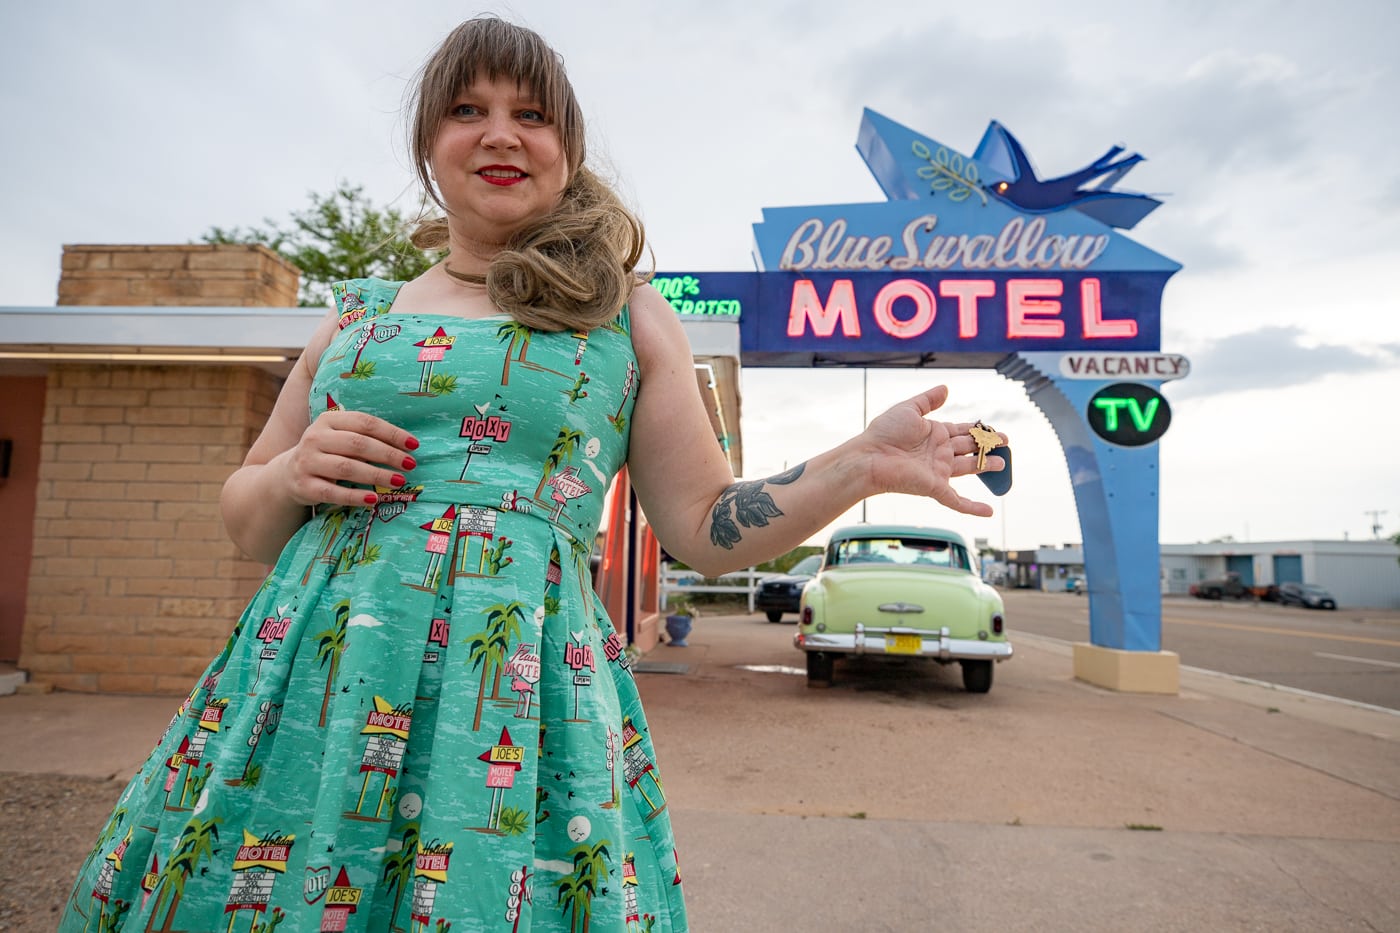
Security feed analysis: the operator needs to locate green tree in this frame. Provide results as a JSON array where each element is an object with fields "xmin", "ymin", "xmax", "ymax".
[{"xmin": 203, "ymin": 182, "xmax": 438, "ymax": 307}]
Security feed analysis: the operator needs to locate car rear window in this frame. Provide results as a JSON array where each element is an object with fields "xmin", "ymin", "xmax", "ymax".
[{"xmin": 830, "ymin": 537, "xmax": 971, "ymax": 571}]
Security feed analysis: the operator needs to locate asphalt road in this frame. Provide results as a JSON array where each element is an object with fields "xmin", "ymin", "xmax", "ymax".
[{"xmin": 1001, "ymin": 589, "xmax": 1400, "ymax": 712}]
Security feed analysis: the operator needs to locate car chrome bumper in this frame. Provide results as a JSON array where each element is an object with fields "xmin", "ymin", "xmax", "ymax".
[{"xmin": 794, "ymin": 624, "xmax": 1014, "ymax": 661}]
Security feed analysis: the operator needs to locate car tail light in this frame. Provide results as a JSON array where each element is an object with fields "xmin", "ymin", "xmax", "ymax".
[
  {"xmin": 991, "ymin": 613, "xmax": 1004, "ymax": 634},
  {"xmin": 801, "ymin": 606, "xmax": 812, "ymax": 626}
]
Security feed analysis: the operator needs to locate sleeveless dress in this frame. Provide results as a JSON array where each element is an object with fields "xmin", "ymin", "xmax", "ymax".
[{"xmin": 60, "ymin": 278, "xmax": 688, "ymax": 933}]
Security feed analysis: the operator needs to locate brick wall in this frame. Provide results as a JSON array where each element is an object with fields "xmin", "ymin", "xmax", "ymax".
[
  {"xmin": 20, "ymin": 366, "xmax": 282, "ymax": 692},
  {"xmin": 57, "ymin": 244, "xmax": 299, "ymax": 307},
  {"xmin": 19, "ymin": 244, "xmax": 296, "ymax": 693}
]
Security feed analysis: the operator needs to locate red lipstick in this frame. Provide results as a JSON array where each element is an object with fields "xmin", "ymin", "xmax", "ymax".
[{"xmin": 477, "ymin": 165, "xmax": 527, "ymax": 186}]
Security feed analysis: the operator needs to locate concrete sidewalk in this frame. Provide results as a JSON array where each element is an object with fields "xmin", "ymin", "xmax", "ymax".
[{"xmin": 3, "ymin": 611, "xmax": 1398, "ymax": 931}]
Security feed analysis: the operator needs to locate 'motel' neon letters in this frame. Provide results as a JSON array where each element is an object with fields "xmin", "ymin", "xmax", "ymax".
[{"xmin": 786, "ymin": 277, "xmax": 1137, "ymax": 341}]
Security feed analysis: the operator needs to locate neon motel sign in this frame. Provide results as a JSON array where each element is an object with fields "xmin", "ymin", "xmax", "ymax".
[
  {"xmin": 660, "ymin": 108, "xmax": 1177, "ymax": 362},
  {"xmin": 652, "ymin": 108, "xmax": 1184, "ymax": 655}
]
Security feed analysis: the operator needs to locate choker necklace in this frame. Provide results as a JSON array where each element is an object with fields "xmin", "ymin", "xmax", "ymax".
[{"xmin": 443, "ymin": 264, "xmax": 487, "ymax": 287}]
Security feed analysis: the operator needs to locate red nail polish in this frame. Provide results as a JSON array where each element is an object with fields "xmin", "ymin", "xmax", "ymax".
[
  {"xmin": 363, "ymin": 493, "xmax": 378, "ymax": 505},
  {"xmin": 405, "ymin": 436, "xmax": 420, "ymax": 451},
  {"xmin": 402, "ymin": 456, "xmax": 417, "ymax": 470},
  {"xmin": 391, "ymin": 473, "xmax": 406, "ymax": 487}
]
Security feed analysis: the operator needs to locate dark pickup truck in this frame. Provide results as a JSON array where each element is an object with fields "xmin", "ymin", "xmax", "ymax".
[{"xmin": 1189, "ymin": 572, "xmax": 1277, "ymax": 601}]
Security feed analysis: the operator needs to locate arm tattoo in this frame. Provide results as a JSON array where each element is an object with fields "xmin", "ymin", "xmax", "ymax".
[{"xmin": 709, "ymin": 463, "xmax": 806, "ymax": 550}]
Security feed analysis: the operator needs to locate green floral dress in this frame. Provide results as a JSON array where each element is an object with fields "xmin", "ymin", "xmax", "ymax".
[{"xmin": 61, "ymin": 278, "xmax": 687, "ymax": 933}]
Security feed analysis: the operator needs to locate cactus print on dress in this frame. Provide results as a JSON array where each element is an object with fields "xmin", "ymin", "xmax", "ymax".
[{"xmin": 60, "ymin": 278, "xmax": 686, "ymax": 933}]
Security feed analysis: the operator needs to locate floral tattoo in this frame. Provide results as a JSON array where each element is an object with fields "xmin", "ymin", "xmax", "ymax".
[{"xmin": 709, "ymin": 463, "xmax": 806, "ymax": 550}]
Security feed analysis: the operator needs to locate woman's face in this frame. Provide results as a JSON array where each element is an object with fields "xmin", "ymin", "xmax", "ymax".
[{"xmin": 430, "ymin": 75, "xmax": 569, "ymax": 246}]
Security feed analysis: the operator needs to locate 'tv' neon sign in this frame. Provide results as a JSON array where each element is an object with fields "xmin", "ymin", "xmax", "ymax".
[{"xmin": 1086, "ymin": 383, "xmax": 1171, "ymax": 446}]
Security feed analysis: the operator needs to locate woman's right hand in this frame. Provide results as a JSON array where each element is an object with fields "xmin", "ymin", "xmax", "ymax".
[{"xmin": 279, "ymin": 409, "xmax": 420, "ymax": 508}]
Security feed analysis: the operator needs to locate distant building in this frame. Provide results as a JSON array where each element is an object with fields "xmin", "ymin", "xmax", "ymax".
[
  {"xmin": 997, "ymin": 545, "xmax": 1084, "ymax": 593},
  {"xmin": 1160, "ymin": 539, "xmax": 1400, "ymax": 609},
  {"xmin": 1002, "ymin": 539, "xmax": 1400, "ymax": 609}
]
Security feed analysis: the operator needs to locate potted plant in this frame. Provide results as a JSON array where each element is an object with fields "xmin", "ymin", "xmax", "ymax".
[{"xmin": 664, "ymin": 595, "xmax": 696, "ymax": 646}]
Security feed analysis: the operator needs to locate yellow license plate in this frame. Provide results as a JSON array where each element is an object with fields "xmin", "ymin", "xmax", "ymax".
[{"xmin": 885, "ymin": 634, "xmax": 923, "ymax": 654}]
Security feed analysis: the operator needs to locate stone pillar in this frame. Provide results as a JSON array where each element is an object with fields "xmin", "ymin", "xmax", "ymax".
[{"xmin": 20, "ymin": 245, "xmax": 297, "ymax": 693}]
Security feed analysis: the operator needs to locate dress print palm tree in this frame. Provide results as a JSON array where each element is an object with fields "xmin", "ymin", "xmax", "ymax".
[
  {"xmin": 497, "ymin": 319, "xmax": 565, "ymax": 384},
  {"xmin": 496, "ymin": 320, "xmax": 532, "ymax": 386},
  {"xmin": 568, "ymin": 536, "xmax": 590, "ymax": 574},
  {"xmin": 315, "ymin": 601, "xmax": 351, "ymax": 728},
  {"xmin": 534, "ymin": 427, "xmax": 584, "ymax": 502},
  {"xmin": 144, "ymin": 816, "xmax": 221, "ymax": 933},
  {"xmin": 304, "ymin": 508, "xmax": 349, "ymax": 585},
  {"xmin": 381, "ymin": 821, "xmax": 421, "ymax": 933},
  {"xmin": 466, "ymin": 601, "xmax": 527, "ymax": 731},
  {"xmin": 556, "ymin": 839, "xmax": 612, "ymax": 933}
]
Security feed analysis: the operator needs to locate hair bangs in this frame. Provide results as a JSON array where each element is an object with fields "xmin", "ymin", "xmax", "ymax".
[{"xmin": 411, "ymin": 16, "xmax": 585, "ymax": 207}]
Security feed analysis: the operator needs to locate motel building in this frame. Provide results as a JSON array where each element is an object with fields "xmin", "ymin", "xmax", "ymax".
[{"xmin": 0, "ymin": 244, "xmax": 743, "ymax": 694}]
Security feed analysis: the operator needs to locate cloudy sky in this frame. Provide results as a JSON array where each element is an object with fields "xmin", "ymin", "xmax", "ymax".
[{"xmin": 4, "ymin": 0, "xmax": 1398, "ymax": 551}]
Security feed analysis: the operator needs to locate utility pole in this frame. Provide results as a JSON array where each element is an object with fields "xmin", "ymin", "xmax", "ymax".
[
  {"xmin": 861, "ymin": 368, "xmax": 868, "ymax": 523},
  {"xmin": 1364, "ymin": 509, "xmax": 1387, "ymax": 539}
]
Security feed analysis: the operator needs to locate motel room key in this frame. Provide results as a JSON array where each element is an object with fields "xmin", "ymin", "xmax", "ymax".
[{"xmin": 969, "ymin": 422, "xmax": 1001, "ymax": 472}]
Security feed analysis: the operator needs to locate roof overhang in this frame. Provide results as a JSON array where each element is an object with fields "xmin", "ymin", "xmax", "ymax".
[
  {"xmin": 0, "ymin": 304, "xmax": 745, "ymax": 472},
  {"xmin": 0, "ymin": 305, "xmax": 323, "ymax": 375}
]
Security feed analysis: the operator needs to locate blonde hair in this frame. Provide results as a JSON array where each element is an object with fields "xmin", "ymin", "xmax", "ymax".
[{"xmin": 408, "ymin": 16, "xmax": 647, "ymax": 332}]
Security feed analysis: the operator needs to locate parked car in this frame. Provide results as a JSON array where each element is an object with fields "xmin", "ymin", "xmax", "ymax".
[
  {"xmin": 1189, "ymin": 572, "xmax": 1272, "ymax": 600},
  {"xmin": 1277, "ymin": 582, "xmax": 1337, "ymax": 610},
  {"xmin": 755, "ymin": 554, "xmax": 823, "ymax": 623},
  {"xmin": 794, "ymin": 525, "xmax": 1012, "ymax": 692}
]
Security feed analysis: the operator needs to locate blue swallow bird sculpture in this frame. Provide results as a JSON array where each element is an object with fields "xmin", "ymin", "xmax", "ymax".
[{"xmin": 973, "ymin": 120, "xmax": 1162, "ymax": 229}]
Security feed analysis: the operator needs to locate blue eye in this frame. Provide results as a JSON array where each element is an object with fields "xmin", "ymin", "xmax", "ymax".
[
  {"xmin": 519, "ymin": 109, "xmax": 546, "ymax": 123},
  {"xmin": 452, "ymin": 103, "xmax": 480, "ymax": 117}
]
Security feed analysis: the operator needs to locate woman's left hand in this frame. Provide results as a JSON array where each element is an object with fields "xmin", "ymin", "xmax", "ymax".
[{"xmin": 859, "ymin": 385, "xmax": 1007, "ymax": 517}]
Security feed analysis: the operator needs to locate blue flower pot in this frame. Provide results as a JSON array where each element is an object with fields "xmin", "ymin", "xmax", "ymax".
[{"xmin": 664, "ymin": 614, "xmax": 693, "ymax": 647}]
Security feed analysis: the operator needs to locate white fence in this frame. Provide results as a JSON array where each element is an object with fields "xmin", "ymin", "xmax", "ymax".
[{"xmin": 661, "ymin": 565, "xmax": 766, "ymax": 614}]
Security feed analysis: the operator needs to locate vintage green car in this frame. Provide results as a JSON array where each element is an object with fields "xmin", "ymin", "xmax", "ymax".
[{"xmin": 794, "ymin": 524, "xmax": 1012, "ymax": 691}]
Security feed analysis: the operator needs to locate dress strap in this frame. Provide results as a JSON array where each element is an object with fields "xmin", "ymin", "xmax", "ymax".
[{"xmin": 331, "ymin": 278, "xmax": 407, "ymax": 330}]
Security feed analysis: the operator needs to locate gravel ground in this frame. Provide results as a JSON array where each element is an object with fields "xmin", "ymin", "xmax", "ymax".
[{"xmin": 0, "ymin": 772, "xmax": 124, "ymax": 932}]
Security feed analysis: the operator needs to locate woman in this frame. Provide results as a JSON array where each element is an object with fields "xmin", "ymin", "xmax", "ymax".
[{"xmin": 61, "ymin": 16, "xmax": 1004, "ymax": 932}]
